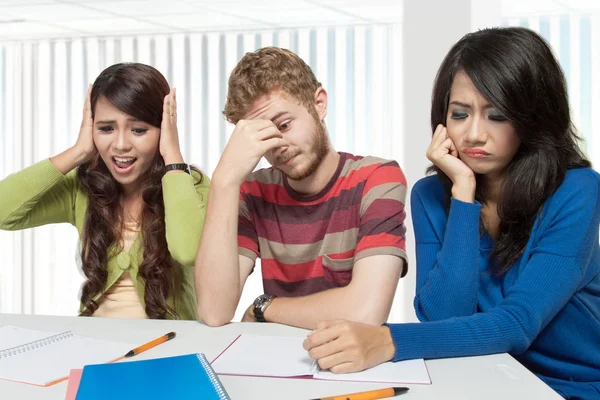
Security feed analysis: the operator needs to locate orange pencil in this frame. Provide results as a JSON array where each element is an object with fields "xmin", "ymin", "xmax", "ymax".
[
  {"xmin": 110, "ymin": 332, "xmax": 176, "ymax": 363},
  {"xmin": 311, "ymin": 386, "xmax": 409, "ymax": 400}
]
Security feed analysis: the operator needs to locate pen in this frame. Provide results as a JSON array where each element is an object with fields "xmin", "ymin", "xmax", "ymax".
[
  {"xmin": 110, "ymin": 332, "xmax": 177, "ymax": 363},
  {"xmin": 310, "ymin": 386, "xmax": 409, "ymax": 400}
]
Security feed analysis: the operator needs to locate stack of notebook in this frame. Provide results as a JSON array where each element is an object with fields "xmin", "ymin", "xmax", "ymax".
[{"xmin": 0, "ymin": 325, "xmax": 229, "ymax": 399}]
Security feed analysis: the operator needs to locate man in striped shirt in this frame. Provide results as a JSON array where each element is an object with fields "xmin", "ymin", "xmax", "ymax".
[{"xmin": 195, "ymin": 47, "xmax": 408, "ymax": 330}]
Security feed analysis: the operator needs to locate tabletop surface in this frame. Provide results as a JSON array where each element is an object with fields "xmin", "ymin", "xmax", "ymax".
[{"xmin": 0, "ymin": 313, "xmax": 562, "ymax": 400}]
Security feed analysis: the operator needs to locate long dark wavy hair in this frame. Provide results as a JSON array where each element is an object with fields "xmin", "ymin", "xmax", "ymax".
[
  {"xmin": 77, "ymin": 63, "xmax": 201, "ymax": 319},
  {"xmin": 429, "ymin": 27, "xmax": 590, "ymax": 275}
]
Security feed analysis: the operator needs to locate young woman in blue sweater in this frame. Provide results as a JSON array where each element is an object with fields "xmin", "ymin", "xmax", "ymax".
[{"xmin": 303, "ymin": 27, "xmax": 600, "ymax": 399}]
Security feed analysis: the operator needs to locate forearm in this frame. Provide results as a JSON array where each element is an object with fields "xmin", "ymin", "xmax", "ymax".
[
  {"xmin": 414, "ymin": 198, "xmax": 482, "ymax": 321},
  {"xmin": 195, "ymin": 180, "xmax": 243, "ymax": 325},
  {"xmin": 163, "ymin": 172, "xmax": 208, "ymax": 266},
  {"xmin": 0, "ymin": 159, "xmax": 72, "ymax": 229},
  {"xmin": 49, "ymin": 146, "xmax": 89, "ymax": 175},
  {"xmin": 264, "ymin": 285, "xmax": 390, "ymax": 330},
  {"xmin": 163, "ymin": 151, "xmax": 185, "ymax": 171}
]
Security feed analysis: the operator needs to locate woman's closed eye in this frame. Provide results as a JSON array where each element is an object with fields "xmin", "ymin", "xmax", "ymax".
[
  {"xmin": 488, "ymin": 114, "xmax": 508, "ymax": 122},
  {"xmin": 450, "ymin": 111, "xmax": 468, "ymax": 120}
]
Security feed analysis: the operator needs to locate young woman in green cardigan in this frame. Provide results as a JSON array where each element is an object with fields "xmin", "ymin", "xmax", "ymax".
[{"xmin": 0, "ymin": 63, "xmax": 209, "ymax": 320}]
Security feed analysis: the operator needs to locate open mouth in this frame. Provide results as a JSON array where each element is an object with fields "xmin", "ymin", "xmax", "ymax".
[{"xmin": 112, "ymin": 156, "xmax": 137, "ymax": 174}]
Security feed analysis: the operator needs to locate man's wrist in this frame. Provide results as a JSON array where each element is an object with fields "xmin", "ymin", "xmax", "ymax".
[
  {"xmin": 253, "ymin": 294, "xmax": 276, "ymax": 322},
  {"xmin": 262, "ymin": 297, "xmax": 277, "ymax": 322},
  {"xmin": 211, "ymin": 169, "xmax": 244, "ymax": 190}
]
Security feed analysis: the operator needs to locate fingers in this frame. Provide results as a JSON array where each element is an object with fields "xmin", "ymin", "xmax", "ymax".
[
  {"xmin": 441, "ymin": 137, "xmax": 455, "ymax": 153},
  {"xmin": 448, "ymin": 137, "xmax": 459, "ymax": 157},
  {"xmin": 314, "ymin": 347, "xmax": 351, "ymax": 371},
  {"xmin": 428, "ymin": 137, "xmax": 452, "ymax": 161},
  {"xmin": 303, "ymin": 324, "xmax": 341, "ymax": 351},
  {"xmin": 330, "ymin": 362, "xmax": 361, "ymax": 374},
  {"xmin": 430, "ymin": 124, "xmax": 448, "ymax": 149},
  {"xmin": 236, "ymin": 119, "xmax": 277, "ymax": 133},
  {"xmin": 255, "ymin": 125, "xmax": 283, "ymax": 141},
  {"xmin": 83, "ymin": 84, "xmax": 92, "ymax": 122},
  {"xmin": 427, "ymin": 125, "xmax": 457, "ymax": 162},
  {"xmin": 171, "ymin": 88, "xmax": 177, "ymax": 121},
  {"xmin": 163, "ymin": 88, "xmax": 177, "ymax": 123},
  {"xmin": 260, "ymin": 137, "xmax": 289, "ymax": 153},
  {"xmin": 163, "ymin": 93, "xmax": 170, "ymax": 118},
  {"xmin": 307, "ymin": 335, "xmax": 346, "ymax": 362}
]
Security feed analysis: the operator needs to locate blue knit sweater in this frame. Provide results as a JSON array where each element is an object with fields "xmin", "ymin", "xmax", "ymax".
[{"xmin": 386, "ymin": 168, "xmax": 600, "ymax": 399}]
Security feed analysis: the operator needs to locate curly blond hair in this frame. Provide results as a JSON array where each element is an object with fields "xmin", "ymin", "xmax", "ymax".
[{"xmin": 223, "ymin": 47, "xmax": 322, "ymax": 124}]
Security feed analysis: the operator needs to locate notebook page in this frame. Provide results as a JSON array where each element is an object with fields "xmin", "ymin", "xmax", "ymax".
[
  {"xmin": 0, "ymin": 333, "xmax": 132, "ymax": 386},
  {"xmin": 314, "ymin": 358, "xmax": 431, "ymax": 384},
  {"xmin": 0, "ymin": 326, "xmax": 59, "ymax": 349},
  {"xmin": 211, "ymin": 334, "xmax": 315, "ymax": 377}
]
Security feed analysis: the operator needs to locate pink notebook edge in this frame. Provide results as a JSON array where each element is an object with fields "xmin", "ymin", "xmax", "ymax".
[
  {"xmin": 210, "ymin": 334, "xmax": 242, "ymax": 364},
  {"xmin": 64, "ymin": 369, "xmax": 83, "ymax": 400}
]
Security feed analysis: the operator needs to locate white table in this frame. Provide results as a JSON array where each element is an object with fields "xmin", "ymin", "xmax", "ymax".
[{"xmin": 0, "ymin": 313, "xmax": 562, "ymax": 400}]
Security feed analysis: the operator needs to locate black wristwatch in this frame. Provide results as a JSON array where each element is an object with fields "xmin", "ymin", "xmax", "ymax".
[
  {"xmin": 253, "ymin": 294, "xmax": 275, "ymax": 322},
  {"xmin": 165, "ymin": 163, "xmax": 192, "ymax": 175}
]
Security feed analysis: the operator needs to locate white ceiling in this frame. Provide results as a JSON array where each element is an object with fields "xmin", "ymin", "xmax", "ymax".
[
  {"xmin": 0, "ymin": 0, "xmax": 404, "ymax": 41},
  {"xmin": 0, "ymin": 0, "xmax": 598, "ymax": 42}
]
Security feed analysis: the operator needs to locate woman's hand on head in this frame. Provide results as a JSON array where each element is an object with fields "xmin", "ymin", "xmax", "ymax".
[
  {"xmin": 160, "ymin": 88, "xmax": 184, "ymax": 165},
  {"xmin": 51, "ymin": 85, "xmax": 96, "ymax": 174},
  {"xmin": 73, "ymin": 84, "xmax": 96, "ymax": 164},
  {"xmin": 427, "ymin": 124, "xmax": 476, "ymax": 202}
]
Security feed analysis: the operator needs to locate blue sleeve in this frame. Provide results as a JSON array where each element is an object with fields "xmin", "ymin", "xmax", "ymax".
[
  {"xmin": 389, "ymin": 171, "xmax": 600, "ymax": 361},
  {"xmin": 411, "ymin": 180, "xmax": 482, "ymax": 321}
]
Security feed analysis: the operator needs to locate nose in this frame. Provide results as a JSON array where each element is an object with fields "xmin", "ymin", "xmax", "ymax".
[
  {"xmin": 272, "ymin": 144, "xmax": 289, "ymax": 160},
  {"xmin": 113, "ymin": 130, "xmax": 132, "ymax": 153},
  {"xmin": 463, "ymin": 115, "xmax": 487, "ymax": 146}
]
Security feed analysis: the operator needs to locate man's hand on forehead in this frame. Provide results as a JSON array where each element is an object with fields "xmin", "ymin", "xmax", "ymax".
[{"xmin": 212, "ymin": 119, "xmax": 289, "ymax": 187}]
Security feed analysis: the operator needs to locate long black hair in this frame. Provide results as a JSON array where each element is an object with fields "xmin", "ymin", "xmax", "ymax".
[{"xmin": 429, "ymin": 27, "xmax": 590, "ymax": 275}]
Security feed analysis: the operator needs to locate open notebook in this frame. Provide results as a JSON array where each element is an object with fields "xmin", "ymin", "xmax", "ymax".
[
  {"xmin": 0, "ymin": 325, "xmax": 132, "ymax": 386},
  {"xmin": 211, "ymin": 334, "xmax": 431, "ymax": 384}
]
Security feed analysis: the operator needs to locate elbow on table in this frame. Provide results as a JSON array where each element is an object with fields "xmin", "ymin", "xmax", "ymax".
[{"xmin": 197, "ymin": 305, "xmax": 234, "ymax": 327}]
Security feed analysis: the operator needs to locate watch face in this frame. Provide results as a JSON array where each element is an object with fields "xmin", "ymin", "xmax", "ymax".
[
  {"xmin": 254, "ymin": 294, "xmax": 266, "ymax": 307},
  {"xmin": 254, "ymin": 294, "xmax": 271, "ymax": 308}
]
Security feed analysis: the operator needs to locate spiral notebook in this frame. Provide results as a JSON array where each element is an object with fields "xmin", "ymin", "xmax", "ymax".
[
  {"xmin": 0, "ymin": 325, "xmax": 132, "ymax": 386},
  {"xmin": 211, "ymin": 334, "xmax": 431, "ymax": 384},
  {"xmin": 75, "ymin": 353, "xmax": 230, "ymax": 400}
]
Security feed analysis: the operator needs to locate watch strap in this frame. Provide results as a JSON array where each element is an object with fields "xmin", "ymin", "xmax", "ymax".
[{"xmin": 165, "ymin": 163, "xmax": 191, "ymax": 175}]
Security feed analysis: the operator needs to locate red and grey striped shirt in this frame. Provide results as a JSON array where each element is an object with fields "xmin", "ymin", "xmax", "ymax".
[{"xmin": 238, "ymin": 152, "xmax": 408, "ymax": 297}]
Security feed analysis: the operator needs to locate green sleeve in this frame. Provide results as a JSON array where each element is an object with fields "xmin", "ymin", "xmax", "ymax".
[
  {"xmin": 162, "ymin": 170, "xmax": 210, "ymax": 267},
  {"xmin": 0, "ymin": 159, "xmax": 78, "ymax": 230}
]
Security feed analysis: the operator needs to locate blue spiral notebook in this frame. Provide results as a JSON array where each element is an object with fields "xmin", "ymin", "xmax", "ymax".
[{"xmin": 75, "ymin": 353, "xmax": 230, "ymax": 400}]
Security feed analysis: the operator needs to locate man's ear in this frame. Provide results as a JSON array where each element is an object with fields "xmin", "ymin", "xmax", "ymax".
[{"xmin": 314, "ymin": 87, "xmax": 328, "ymax": 121}]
